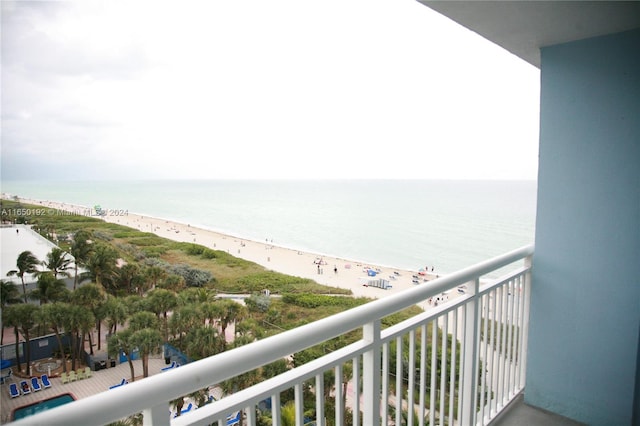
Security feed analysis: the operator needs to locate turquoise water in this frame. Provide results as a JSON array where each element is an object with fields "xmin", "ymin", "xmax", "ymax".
[
  {"xmin": 13, "ymin": 393, "xmax": 75, "ymax": 420},
  {"xmin": 1, "ymin": 179, "xmax": 536, "ymax": 276}
]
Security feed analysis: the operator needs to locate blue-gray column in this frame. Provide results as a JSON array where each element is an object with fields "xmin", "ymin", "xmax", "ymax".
[{"xmin": 528, "ymin": 29, "xmax": 640, "ymax": 425}]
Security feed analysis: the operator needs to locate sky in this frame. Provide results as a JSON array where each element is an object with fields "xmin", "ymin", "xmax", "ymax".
[{"xmin": 1, "ymin": 0, "xmax": 540, "ymax": 181}]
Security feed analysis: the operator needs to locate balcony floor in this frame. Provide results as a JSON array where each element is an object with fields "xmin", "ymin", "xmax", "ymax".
[{"xmin": 490, "ymin": 393, "xmax": 585, "ymax": 426}]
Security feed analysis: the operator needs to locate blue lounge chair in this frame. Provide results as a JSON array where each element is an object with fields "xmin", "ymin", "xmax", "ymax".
[
  {"xmin": 109, "ymin": 378, "xmax": 128, "ymax": 389},
  {"xmin": 41, "ymin": 374, "xmax": 52, "ymax": 389},
  {"xmin": 174, "ymin": 403, "xmax": 193, "ymax": 417},
  {"xmin": 9, "ymin": 383, "xmax": 19, "ymax": 398},
  {"xmin": 227, "ymin": 411, "xmax": 241, "ymax": 426},
  {"xmin": 31, "ymin": 377, "xmax": 42, "ymax": 392},
  {"xmin": 20, "ymin": 380, "xmax": 31, "ymax": 395},
  {"xmin": 161, "ymin": 361, "xmax": 177, "ymax": 371}
]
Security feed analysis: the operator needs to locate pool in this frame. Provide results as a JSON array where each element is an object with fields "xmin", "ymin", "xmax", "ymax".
[{"xmin": 13, "ymin": 393, "xmax": 76, "ymax": 420}]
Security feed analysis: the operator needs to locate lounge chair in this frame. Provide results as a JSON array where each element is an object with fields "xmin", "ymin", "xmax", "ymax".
[
  {"xmin": 9, "ymin": 383, "xmax": 19, "ymax": 398},
  {"xmin": 109, "ymin": 378, "xmax": 128, "ymax": 389},
  {"xmin": 68, "ymin": 370, "xmax": 77, "ymax": 382},
  {"xmin": 174, "ymin": 403, "xmax": 193, "ymax": 417},
  {"xmin": 161, "ymin": 361, "xmax": 177, "ymax": 371},
  {"xmin": 227, "ymin": 411, "xmax": 241, "ymax": 426},
  {"xmin": 84, "ymin": 366, "xmax": 93, "ymax": 378},
  {"xmin": 76, "ymin": 369, "xmax": 85, "ymax": 380},
  {"xmin": 61, "ymin": 372, "xmax": 69, "ymax": 384},
  {"xmin": 20, "ymin": 380, "xmax": 31, "ymax": 395},
  {"xmin": 41, "ymin": 374, "xmax": 52, "ymax": 389},
  {"xmin": 30, "ymin": 377, "xmax": 42, "ymax": 392}
]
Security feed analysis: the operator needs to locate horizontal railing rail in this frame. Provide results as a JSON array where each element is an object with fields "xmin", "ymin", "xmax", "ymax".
[{"xmin": 12, "ymin": 244, "xmax": 534, "ymax": 426}]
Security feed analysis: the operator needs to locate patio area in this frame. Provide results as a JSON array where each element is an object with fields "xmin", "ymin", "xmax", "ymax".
[{"xmin": 0, "ymin": 355, "xmax": 168, "ymax": 424}]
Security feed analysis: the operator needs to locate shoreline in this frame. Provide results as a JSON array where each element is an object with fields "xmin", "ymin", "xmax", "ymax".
[{"xmin": 10, "ymin": 197, "xmax": 442, "ymax": 300}]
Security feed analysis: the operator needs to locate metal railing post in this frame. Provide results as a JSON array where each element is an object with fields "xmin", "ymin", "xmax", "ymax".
[
  {"xmin": 459, "ymin": 278, "xmax": 480, "ymax": 425},
  {"xmin": 363, "ymin": 320, "xmax": 381, "ymax": 426},
  {"xmin": 143, "ymin": 403, "xmax": 169, "ymax": 426},
  {"xmin": 520, "ymin": 254, "xmax": 533, "ymax": 389}
]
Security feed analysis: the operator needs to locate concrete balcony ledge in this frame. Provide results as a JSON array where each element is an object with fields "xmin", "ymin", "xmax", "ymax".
[{"xmin": 490, "ymin": 393, "xmax": 585, "ymax": 426}]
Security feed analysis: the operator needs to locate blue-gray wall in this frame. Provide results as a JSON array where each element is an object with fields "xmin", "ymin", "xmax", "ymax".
[{"xmin": 528, "ymin": 29, "xmax": 640, "ymax": 425}]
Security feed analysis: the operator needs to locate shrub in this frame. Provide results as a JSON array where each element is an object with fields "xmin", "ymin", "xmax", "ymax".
[
  {"xmin": 246, "ymin": 294, "xmax": 271, "ymax": 313},
  {"xmin": 170, "ymin": 264, "xmax": 213, "ymax": 287},
  {"xmin": 281, "ymin": 293, "xmax": 362, "ymax": 309},
  {"xmin": 201, "ymin": 249, "xmax": 217, "ymax": 259},
  {"xmin": 185, "ymin": 244, "xmax": 205, "ymax": 256}
]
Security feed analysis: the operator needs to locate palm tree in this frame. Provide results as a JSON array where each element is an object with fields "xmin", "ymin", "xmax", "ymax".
[
  {"xmin": 219, "ymin": 299, "xmax": 247, "ymax": 348},
  {"xmin": 1, "ymin": 280, "xmax": 21, "ymax": 306},
  {"xmin": 82, "ymin": 243, "xmax": 118, "ymax": 289},
  {"xmin": 110, "ymin": 311, "xmax": 160, "ymax": 381},
  {"xmin": 134, "ymin": 267, "xmax": 153, "ymax": 297},
  {"xmin": 72, "ymin": 283, "xmax": 106, "ymax": 352},
  {"xmin": 184, "ymin": 326, "xmax": 223, "ymax": 359},
  {"xmin": 129, "ymin": 311, "xmax": 158, "ymax": 332},
  {"xmin": 103, "ymin": 295, "xmax": 129, "ymax": 335},
  {"xmin": 3, "ymin": 305, "xmax": 23, "ymax": 374},
  {"xmin": 158, "ymin": 274, "xmax": 185, "ymax": 292},
  {"xmin": 235, "ymin": 318, "xmax": 263, "ymax": 341},
  {"xmin": 144, "ymin": 266, "xmax": 166, "ymax": 291},
  {"xmin": 171, "ymin": 397, "xmax": 186, "ymax": 418},
  {"xmin": 187, "ymin": 388, "xmax": 211, "ymax": 408},
  {"xmin": 123, "ymin": 294, "xmax": 147, "ymax": 313},
  {"xmin": 199, "ymin": 301, "xmax": 224, "ymax": 329},
  {"xmin": 0, "ymin": 280, "xmax": 21, "ymax": 345},
  {"xmin": 168, "ymin": 304, "xmax": 201, "ymax": 350},
  {"xmin": 116, "ymin": 263, "xmax": 141, "ymax": 295},
  {"xmin": 177, "ymin": 287, "xmax": 213, "ymax": 305},
  {"xmin": 146, "ymin": 289, "xmax": 178, "ymax": 342},
  {"xmin": 39, "ymin": 302, "xmax": 70, "ymax": 373},
  {"xmin": 64, "ymin": 304, "xmax": 95, "ymax": 371},
  {"xmin": 7, "ymin": 250, "xmax": 40, "ymax": 302},
  {"xmin": 44, "ymin": 247, "xmax": 73, "ymax": 280},
  {"xmin": 130, "ymin": 328, "xmax": 163, "ymax": 378},
  {"xmin": 70, "ymin": 230, "xmax": 93, "ymax": 290},
  {"xmin": 5, "ymin": 304, "xmax": 39, "ymax": 376},
  {"xmin": 108, "ymin": 329, "xmax": 136, "ymax": 382},
  {"xmin": 29, "ymin": 272, "xmax": 69, "ymax": 305}
]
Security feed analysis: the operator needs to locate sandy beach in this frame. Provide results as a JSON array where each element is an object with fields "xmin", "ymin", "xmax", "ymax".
[{"xmin": 15, "ymin": 198, "xmax": 442, "ymax": 301}]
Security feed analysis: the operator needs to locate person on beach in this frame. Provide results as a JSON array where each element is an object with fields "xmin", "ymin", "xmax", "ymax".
[{"xmin": 334, "ymin": 265, "xmax": 338, "ymax": 274}]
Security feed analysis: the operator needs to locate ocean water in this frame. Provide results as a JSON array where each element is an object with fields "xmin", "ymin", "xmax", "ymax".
[{"xmin": 1, "ymin": 179, "xmax": 536, "ymax": 276}]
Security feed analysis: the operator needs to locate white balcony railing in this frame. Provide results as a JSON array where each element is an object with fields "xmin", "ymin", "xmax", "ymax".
[{"xmin": 13, "ymin": 245, "xmax": 534, "ymax": 426}]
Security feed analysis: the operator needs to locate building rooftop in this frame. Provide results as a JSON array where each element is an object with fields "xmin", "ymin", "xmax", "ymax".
[{"xmin": 0, "ymin": 225, "xmax": 61, "ymax": 286}]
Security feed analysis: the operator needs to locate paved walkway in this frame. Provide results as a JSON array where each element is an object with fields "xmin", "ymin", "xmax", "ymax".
[{"xmin": 0, "ymin": 356, "xmax": 167, "ymax": 424}]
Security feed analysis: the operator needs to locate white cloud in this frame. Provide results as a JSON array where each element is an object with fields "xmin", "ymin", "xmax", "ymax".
[{"xmin": 1, "ymin": 0, "xmax": 539, "ymax": 181}]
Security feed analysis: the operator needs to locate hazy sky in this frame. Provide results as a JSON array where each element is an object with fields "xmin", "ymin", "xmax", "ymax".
[{"xmin": 1, "ymin": 0, "xmax": 540, "ymax": 181}]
